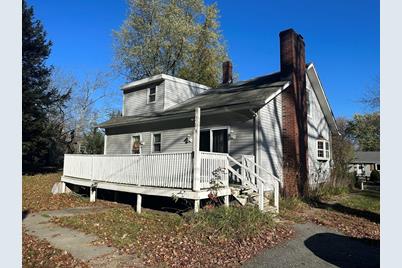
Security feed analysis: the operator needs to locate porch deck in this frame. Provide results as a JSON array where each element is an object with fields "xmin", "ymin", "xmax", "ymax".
[
  {"xmin": 60, "ymin": 151, "xmax": 280, "ymax": 213},
  {"xmin": 61, "ymin": 151, "xmax": 231, "ymax": 201}
]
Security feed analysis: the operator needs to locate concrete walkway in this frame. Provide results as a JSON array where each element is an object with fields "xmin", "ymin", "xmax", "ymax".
[
  {"xmin": 243, "ymin": 222, "xmax": 380, "ymax": 268},
  {"xmin": 23, "ymin": 207, "xmax": 143, "ymax": 268}
]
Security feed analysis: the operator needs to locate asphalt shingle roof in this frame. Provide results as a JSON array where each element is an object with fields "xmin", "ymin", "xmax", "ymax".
[
  {"xmin": 351, "ymin": 151, "xmax": 380, "ymax": 164},
  {"xmin": 98, "ymin": 73, "xmax": 288, "ymax": 128}
]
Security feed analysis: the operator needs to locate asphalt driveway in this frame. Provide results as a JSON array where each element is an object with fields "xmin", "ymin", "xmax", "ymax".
[{"xmin": 243, "ymin": 222, "xmax": 379, "ymax": 268}]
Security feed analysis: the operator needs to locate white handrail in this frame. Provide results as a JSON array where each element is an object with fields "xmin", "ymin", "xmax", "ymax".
[
  {"xmin": 227, "ymin": 155, "xmax": 266, "ymax": 184},
  {"xmin": 242, "ymin": 156, "xmax": 281, "ymax": 183}
]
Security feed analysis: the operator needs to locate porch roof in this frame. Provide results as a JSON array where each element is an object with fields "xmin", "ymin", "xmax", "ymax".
[{"xmin": 98, "ymin": 77, "xmax": 289, "ymax": 128}]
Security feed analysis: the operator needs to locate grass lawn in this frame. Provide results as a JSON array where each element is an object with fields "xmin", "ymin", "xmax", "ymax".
[
  {"xmin": 329, "ymin": 190, "xmax": 380, "ymax": 214},
  {"xmin": 23, "ymin": 172, "xmax": 293, "ymax": 267},
  {"xmin": 22, "ymin": 173, "xmax": 120, "ymax": 212},
  {"xmin": 52, "ymin": 206, "xmax": 294, "ymax": 267},
  {"xmin": 279, "ymin": 189, "xmax": 380, "ymax": 241}
]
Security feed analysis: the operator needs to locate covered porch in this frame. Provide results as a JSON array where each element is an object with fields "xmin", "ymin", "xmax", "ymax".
[{"xmin": 60, "ymin": 108, "xmax": 280, "ymax": 213}]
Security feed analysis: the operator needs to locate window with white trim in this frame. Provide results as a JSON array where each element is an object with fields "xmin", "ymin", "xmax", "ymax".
[
  {"xmin": 317, "ymin": 140, "xmax": 330, "ymax": 161},
  {"xmin": 148, "ymin": 86, "xmax": 156, "ymax": 103},
  {"xmin": 131, "ymin": 135, "xmax": 141, "ymax": 154},
  {"xmin": 152, "ymin": 133, "xmax": 161, "ymax": 153}
]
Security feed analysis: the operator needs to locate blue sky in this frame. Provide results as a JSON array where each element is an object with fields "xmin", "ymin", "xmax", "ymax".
[{"xmin": 28, "ymin": 0, "xmax": 379, "ymax": 119}]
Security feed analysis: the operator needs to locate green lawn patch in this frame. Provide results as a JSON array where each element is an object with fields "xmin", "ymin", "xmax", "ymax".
[{"xmin": 332, "ymin": 190, "xmax": 380, "ymax": 214}]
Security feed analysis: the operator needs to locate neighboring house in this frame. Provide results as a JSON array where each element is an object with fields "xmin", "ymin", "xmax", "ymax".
[
  {"xmin": 60, "ymin": 29, "xmax": 339, "ymax": 213},
  {"xmin": 350, "ymin": 151, "xmax": 380, "ymax": 179}
]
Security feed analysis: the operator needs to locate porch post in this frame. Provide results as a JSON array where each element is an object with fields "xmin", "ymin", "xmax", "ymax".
[
  {"xmin": 194, "ymin": 199, "xmax": 200, "ymax": 213},
  {"xmin": 193, "ymin": 107, "xmax": 201, "ymax": 192},
  {"xmin": 90, "ymin": 187, "xmax": 96, "ymax": 202},
  {"xmin": 224, "ymin": 195, "xmax": 230, "ymax": 207},
  {"xmin": 136, "ymin": 194, "xmax": 142, "ymax": 214}
]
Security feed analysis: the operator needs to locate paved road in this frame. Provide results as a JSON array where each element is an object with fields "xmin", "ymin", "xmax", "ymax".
[{"xmin": 243, "ymin": 222, "xmax": 379, "ymax": 268}]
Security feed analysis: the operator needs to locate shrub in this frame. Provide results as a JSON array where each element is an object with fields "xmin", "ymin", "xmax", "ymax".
[
  {"xmin": 370, "ymin": 169, "xmax": 380, "ymax": 182},
  {"xmin": 306, "ymin": 183, "xmax": 350, "ymax": 201}
]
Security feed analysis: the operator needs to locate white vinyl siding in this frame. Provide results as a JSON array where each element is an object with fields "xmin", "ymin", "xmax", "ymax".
[
  {"xmin": 307, "ymin": 75, "xmax": 331, "ymax": 185},
  {"xmin": 123, "ymin": 83, "xmax": 165, "ymax": 116},
  {"xmin": 163, "ymin": 79, "xmax": 206, "ymax": 110},
  {"xmin": 258, "ymin": 94, "xmax": 283, "ymax": 188},
  {"xmin": 105, "ymin": 119, "xmax": 254, "ymax": 161}
]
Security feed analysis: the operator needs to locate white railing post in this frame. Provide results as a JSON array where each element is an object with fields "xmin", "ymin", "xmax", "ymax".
[
  {"xmin": 192, "ymin": 107, "xmax": 201, "ymax": 192},
  {"xmin": 241, "ymin": 155, "xmax": 245, "ymax": 185},
  {"xmin": 274, "ymin": 180, "xmax": 279, "ymax": 213},
  {"xmin": 258, "ymin": 180, "xmax": 264, "ymax": 211}
]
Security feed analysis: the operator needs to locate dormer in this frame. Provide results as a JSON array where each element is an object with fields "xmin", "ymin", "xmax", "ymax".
[{"xmin": 121, "ymin": 74, "xmax": 209, "ymax": 116}]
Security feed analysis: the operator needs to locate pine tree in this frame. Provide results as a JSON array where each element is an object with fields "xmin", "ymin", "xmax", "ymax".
[{"xmin": 22, "ymin": 0, "xmax": 70, "ymax": 171}]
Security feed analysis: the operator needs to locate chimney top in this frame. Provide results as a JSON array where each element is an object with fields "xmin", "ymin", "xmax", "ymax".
[{"xmin": 222, "ymin": 61, "xmax": 233, "ymax": 84}]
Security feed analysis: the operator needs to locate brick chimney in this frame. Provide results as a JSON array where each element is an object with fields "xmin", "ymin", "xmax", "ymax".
[
  {"xmin": 279, "ymin": 29, "xmax": 309, "ymax": 197},
  {"xmin": 222, "ymin": 61, "xmax": 233, "ymax": 84}
]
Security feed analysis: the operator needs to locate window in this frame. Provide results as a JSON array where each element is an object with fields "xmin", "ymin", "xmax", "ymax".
[
  {"xmin": 317, "ymin": 140, "xmax": 330, "ymax": 161},
  {"xmin": 152, "ymin": 133, "xmax": 161, "ymax": 153},
  {"xmin": 148, "ymin": 86, "xmax": 156, "ymax": 103},
  {"xmin": 131, "ymin": 135, "xmax": 141, "ymax": 154},
  {"xmin": 376, "ymin": 164, "xmax": 380, "ymax": 171}
]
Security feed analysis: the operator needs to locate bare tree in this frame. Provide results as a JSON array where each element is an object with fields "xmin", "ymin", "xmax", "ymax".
[
  {"xmin": 51, "ymin": 69, "xmax": 119, "ymax": 152},
  {"xmin": 360, "ymin": 76, "xmax": 380, "ymax": 112}
]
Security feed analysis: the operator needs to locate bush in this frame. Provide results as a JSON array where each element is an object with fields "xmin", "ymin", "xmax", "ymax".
[
  {"xmin": 306, "ymin": 184, "xmax": 350, "ymax": 201},
  {"xmin": 370, "ymin": 169, "xmax": 380, "ymax": 182}
]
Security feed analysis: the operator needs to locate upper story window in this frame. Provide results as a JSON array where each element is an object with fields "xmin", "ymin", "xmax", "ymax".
[
  {"xmin": 152, "ymin": 133, "xmax": 161, "ymax": 153},
  {"xmin": 148, "ymin": 86, "xmax": 156, "ymax": 103},
  {"xmin": 317, "ymin": 140, "xmax": 330, "ymax": 161}
]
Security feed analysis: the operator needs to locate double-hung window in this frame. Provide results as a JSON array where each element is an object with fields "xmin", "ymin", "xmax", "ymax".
[
  {"xmin": 148, "ymin": 86, "xmax": 156, "ymax": 103},
  {"xmin": 317, "ymin": 140, "xmax": 330, "ymax": 161},
  {"xmin": 152, "ymin": 133, "xmax": 161, "ymax": 153}
]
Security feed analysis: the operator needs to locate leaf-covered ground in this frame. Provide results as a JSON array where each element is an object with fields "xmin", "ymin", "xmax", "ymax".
[
  {"xmin": 23, "ymin": 229, "xmax": 89, "ymax": 268},
  {"xmin": 22, "ymin": 173, "xmax": 120, "ymax": 213},
  {"xmin": 52, "ymin": 207, "xmax": 294, "ymax": 267},
  {"xmin": 279, "ymin": 190, "xmax": 380, "ymax": 240}
]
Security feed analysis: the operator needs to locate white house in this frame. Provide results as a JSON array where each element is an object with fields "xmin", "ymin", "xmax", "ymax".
[
  {"xmin": 60, "ymin": 29, "xmax": 339, "ymax": 213},
  {"xmin": 350, "ymin": 151, "xmax": 380, "ymax": 179}
]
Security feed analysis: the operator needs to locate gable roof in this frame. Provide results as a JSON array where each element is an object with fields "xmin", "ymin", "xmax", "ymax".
[
  {"xmin": 351, "ymin": 151, "xmax": 380, "ymax": 164},
  {"xmin": 121, "ymin": 73, "xmax": 210, "ymax": 92},
  {"xmin": 306, "ymin": 63, "xmax": 339, "ymax": 135},
  {"xmin": 98, "ymin": 74, "xmax": 289, "ymax": 128},
  {"xmin": 99, "ymin": 65, "xmax": 338, "ymax": 131}
]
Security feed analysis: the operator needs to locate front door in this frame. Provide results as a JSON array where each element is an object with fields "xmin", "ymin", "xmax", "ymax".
[{"xmin": 199, "ymin": 129, "xmax": 228, "ymax": 153}]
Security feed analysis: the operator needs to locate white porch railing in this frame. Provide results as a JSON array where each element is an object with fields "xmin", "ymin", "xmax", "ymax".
[
  {"xmin": 64, "ymin": 152, "xmax": 194, "ymax": 189},
  {"xmin": 63, "ymin": 151, "xmax": 279, "ymax": 212},
  {"xmin": 200, "ymin": 152, "xmax": 229, "ymax": 189},
  {"xmin": 63, "ymin": 152, "xmax": 229, "ymax": 190}
]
